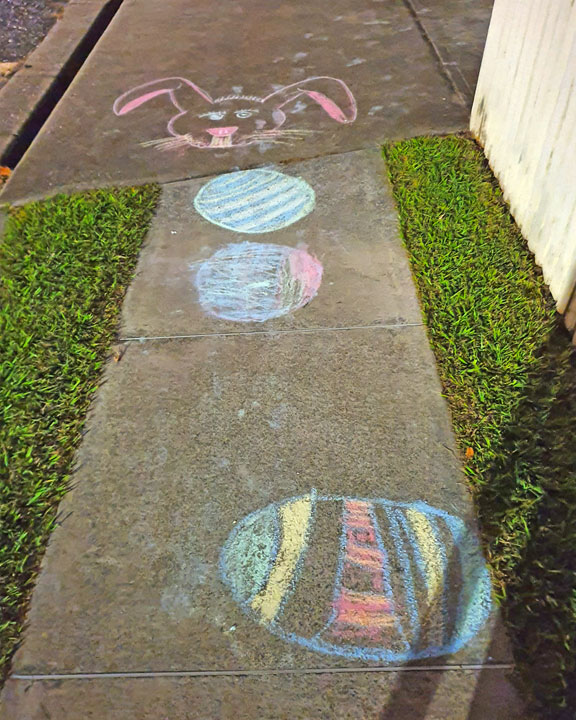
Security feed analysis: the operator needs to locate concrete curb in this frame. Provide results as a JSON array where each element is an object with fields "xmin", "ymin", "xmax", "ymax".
[{"xmin": 0, "ymin": 0, "xmax": 120, "ymax": 170}]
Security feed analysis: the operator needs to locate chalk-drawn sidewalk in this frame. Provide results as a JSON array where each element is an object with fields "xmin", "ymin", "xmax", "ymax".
[
  {"xmin": 0, "ymin": 0, "xmax": 521, "ymax": 717},
  {"xmin": 1, "ymin": 146, "xmax": 524, "ymax": 718}
]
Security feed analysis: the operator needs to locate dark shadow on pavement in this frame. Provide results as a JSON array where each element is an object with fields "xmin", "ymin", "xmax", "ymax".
[{"xmin": 377, "ymin": 524, "xmax": 518, "ymax": 719}]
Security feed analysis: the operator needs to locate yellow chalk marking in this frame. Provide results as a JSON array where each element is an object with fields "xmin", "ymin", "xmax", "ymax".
[
  {"xmin": 406, "ymin": 508, "xmax": 444, "ymax": 604},
  {"xmin": 250, "ymin": 496, "xmax": 312, "ymax": 624}
]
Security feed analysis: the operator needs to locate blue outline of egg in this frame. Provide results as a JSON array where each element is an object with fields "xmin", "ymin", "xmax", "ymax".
[
  {"xmin": 220, "ymin": 493, "xmax": 493, "ymax": 663},
  {"xmin": 193, "ymin": 169, "xmax": 316, "ymax": 234}
]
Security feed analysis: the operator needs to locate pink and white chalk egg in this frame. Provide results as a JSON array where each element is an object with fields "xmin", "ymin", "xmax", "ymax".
[{"xmin": 193, "ymin": 241, "xmax": 323, "ymax": 322}]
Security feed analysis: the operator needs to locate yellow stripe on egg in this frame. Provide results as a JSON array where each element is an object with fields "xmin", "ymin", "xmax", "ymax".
[
  {"xmin": 406, "ymin": 508, "xmax": 444, "ymax": 604},
  {"xmin": 250, "ymin": 496, "xmax": 312, "ymax": 625}
]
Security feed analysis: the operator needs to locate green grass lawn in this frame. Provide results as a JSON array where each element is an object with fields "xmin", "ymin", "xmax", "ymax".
[
  {"xmin": 0, "ymin": 186, "xmax": 159, "ymax": 680},
  {"xmin": 384, "ymin": 136, "xmax": 576, "ymax": 717}
]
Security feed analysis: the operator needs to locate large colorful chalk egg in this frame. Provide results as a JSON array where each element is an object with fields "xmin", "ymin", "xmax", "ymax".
[
  {"xmin": 194, "ymin": 241, "xmax": 323, "ymax": 322},
  {"xmin": 194, "ymin": 169, "xmax": 315, "ymax": 233},
  {"xmin": 220, "ymin": 493, "xmax": 493, "ymax": 662}
]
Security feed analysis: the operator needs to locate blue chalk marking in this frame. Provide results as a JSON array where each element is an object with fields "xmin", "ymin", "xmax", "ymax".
[
  {"xmin": 368, "ymin": 503, "xmax": 395, "ymax": 606},
  {"xmin": 386, "ymin": 508, "xmax": 421, "ymax": 639},
  {"xmin": 194, "ymin": 169, "xmax": 315, "ymax": 234},
  {"xmin": 219, "ymin": 504, "xmax": 279, "ymax": 607},
  {"xmin": 319, "ymin": 497, "xmax": 346, "ymax": 633},
  {"xmin": 219, "ymin": 491, "xmax": 318, "ymax": 618},
  {"xmin": 369, "ymin": 503, "xmax": 408, "ymax": 646},
  {"xmin": 396, "ymin": 510, "xmax": 450, "ymax": 646},
  {"xmin": 443, "ymin": 515, "xmax": 493, "ymax": 651}
]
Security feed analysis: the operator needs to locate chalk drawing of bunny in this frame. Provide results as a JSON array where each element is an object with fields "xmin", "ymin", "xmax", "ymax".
[{"xmin": 113, "ymin": 76, "xmax": 357, "ymax": 150}]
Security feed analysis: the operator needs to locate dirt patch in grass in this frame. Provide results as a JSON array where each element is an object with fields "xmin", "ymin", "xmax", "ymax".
[
  {"xmin": 384, "ymin": 135, "xmax": 576, "ymax": 718},
  {"xmin": 0, "ymin": 185, "xmax": 160, "ymax": 680}
]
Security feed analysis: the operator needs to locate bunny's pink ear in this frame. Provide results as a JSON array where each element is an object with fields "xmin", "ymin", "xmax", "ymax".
[
  {"xmin": 264, "ymin": 76, "xmax": 357, "ymax": 124},
  {"xmin": 113, "ymin": 77, "xmax": 213, "ymax": 116}
]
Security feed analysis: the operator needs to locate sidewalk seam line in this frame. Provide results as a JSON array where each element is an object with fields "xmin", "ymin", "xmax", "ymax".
[
  {"xmin": 11, "ymin": 664, "xmax": 515, "ymax": 681},
  {"xmin": 118, "ymin": 322, "xmax": 425, "ymax": 343},
  {"xmin": 400, "ymin": 0, "xmax": 468, "ymax": 106},
  {"xmin": 157, "ymin": 146, "xmax": 389, "ymax": 188}
]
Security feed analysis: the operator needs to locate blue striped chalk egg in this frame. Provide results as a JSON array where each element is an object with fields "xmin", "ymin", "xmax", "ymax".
[
  {"xmin": 194, "ymin": 241, "xmax": 323, "ymax": 322},
  {"xmin": 193, "ymin": 169, "xmax": 315, "ymax": 233},
  {"xmin": 220, "ymin": 492, "xmax": 493, "ymax": 662}
]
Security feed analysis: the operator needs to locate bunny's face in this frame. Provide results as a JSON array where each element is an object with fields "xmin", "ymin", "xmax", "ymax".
[
  {"xmin": 113, "ymin": 77, "xmax": 357, "ymax": 151},
  {"xmin": 170, "ymin": 95, "xmax": 287, "ymax": 149}
]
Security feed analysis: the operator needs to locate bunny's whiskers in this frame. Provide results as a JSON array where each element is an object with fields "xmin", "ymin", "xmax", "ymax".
[
  {"xmin": 244, "ymin": 135, "xmax": 294, "ymax": 146},
  {"xmin": 141, "ymin": 135, "xmax": 197, "ymax": 151}
]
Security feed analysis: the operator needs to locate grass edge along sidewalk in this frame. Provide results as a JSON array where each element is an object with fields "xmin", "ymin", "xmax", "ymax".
[
  {"xmin": 384, "ymin": 135, "xmax": 576, "ymax": 718},
  {"xmin": 0, "ymin": 185, "xmax": 160, "ymax": 682}
]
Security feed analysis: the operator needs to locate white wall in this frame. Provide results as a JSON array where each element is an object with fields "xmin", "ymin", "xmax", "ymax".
[{"xmin": 471, "ymin": 0, "xmax": 576, "ymax": 316}]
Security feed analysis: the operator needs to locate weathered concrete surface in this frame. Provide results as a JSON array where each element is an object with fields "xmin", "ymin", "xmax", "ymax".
[
  {"xmin": 8, "ymin": 329, "xmax": 511, "ymax": 676},
  {"xmin": 408, "ymin": 0, "xmax": 494, "ymax": 104},
  {"xmin": 0, "ymin": 2, "xmax": 513, "ymax": 708},
  {"xmin": 121, "ymin": 151, "xmax": 422, "ymax": 339},
  {"xmin": 0, "ymin": 0, "xmax": 474, "ymax": 203},
  {"xmin": 1, "ymin": 669, "xmax": 527, "ymax": 720}
]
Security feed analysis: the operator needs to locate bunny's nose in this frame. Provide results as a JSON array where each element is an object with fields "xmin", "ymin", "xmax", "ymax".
[{"xmin": 206, "ymin": 127, "xmax": 239, "ymax": 137}]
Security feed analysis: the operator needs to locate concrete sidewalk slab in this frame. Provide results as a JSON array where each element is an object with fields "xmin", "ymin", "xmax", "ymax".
[
  {"xmin": 9, "ymin": 330, "xmax": 509, "ymax": 677},
  {"xmin": 1, "ymin": 668, "xmax": 526, "ymax": 720},
  {"xmin": 407, "ymin": 0, "xmax": 494, "ymax": 104},
  {"xmin": 1, "ymin": 0, "xmax": 471, "ymax": 203},
  {"xmin": 121, "ymin": 151, "xmax": 422, "ymax": 339}
]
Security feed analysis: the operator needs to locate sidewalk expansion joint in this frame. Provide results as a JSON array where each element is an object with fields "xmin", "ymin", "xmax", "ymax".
[
  {"xmin": 159, "ymin": 145, "xmax": 387, "ymax": 188},
  {"xmin": 118, "ymin": 322, "xmax": 425, "ymax": 343},
  {"xmin": 12, "ymin": 663, "xmax": 515, "ymax": 681},
  {"xmin": 400, "ymin": 0, "xmax": 468, "ymax": 107}
]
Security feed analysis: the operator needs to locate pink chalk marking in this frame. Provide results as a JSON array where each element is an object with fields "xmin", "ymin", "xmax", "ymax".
[
  {"xmin": 113, "ymin": 77, "xmax": 213, "ymax": 117},
  {"xmin": 341, "ymin": 500, "xmax": 387, "ymax": 595},
  {"xmin": 303, "ymin": 91, "xmax": 348, "ymax": 123},
  {"xmin": 346, "ymin": 544, "xmax": 384, "ymax": 569},
  {"xmin": 115, "ymin": 89, "xmax": 171, "ymax": 115},
  {"xmin": 347, "ymin": 526, "xmax": 376, "ymax": 544},
  {"xmin": 196, "ymin": 243, "xmax": 322, "ymax": 322},
  {"xmin": 344, "ymin": 500, "xmax": 374, "ymax": 518},
  {"xmin": 333, "ymin": 590, "xmax": 395, "ymax": 625},
  {"xmin": 328, "ymin": 500, "xmax": 397, "ymax": 642},
  {"xmin": 265, "ymin": 76, "xmax": 358, "ymax": 124},
  {"xmin": 206, "ymin": 126, "xmax": 239, "ymax": 137},
  {"xmin": 288, "ymin": 248, "xmax": 323, "ymax": 307},
  {"xmin": 331, "ymin": 591, "xmax": 395, "ymax": 642}
]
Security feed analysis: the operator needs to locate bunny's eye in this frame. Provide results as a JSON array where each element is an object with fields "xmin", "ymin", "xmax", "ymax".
[
  {"xmin": 199, "ymin": 111, "xmax": 227, "ymax": 121},
  {"xmin": 235, "ymin": 109, "xmax": 259, "ymax": 119}
]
